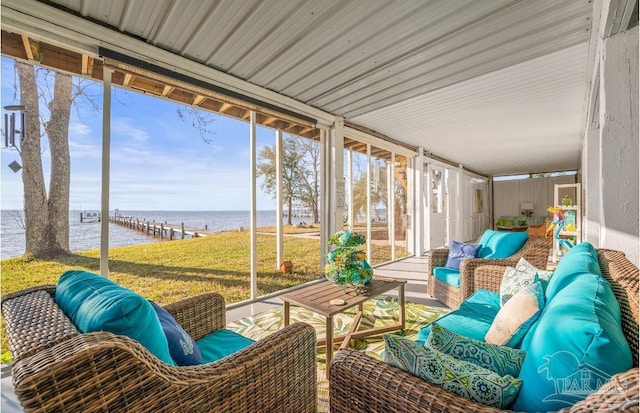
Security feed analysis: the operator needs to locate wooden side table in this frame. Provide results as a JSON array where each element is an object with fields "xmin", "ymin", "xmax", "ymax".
[{"xmin": 280, "ymin": 277, "xmax": 406, "ymax": 378}]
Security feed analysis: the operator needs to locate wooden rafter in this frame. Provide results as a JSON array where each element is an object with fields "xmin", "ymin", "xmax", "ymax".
[
  {"xmin": 219, "ymin": 102, "xmax": 233, "ymax": 113},
  {"xmin": 162, "ymin": 85, "xmax": 174, "ymax": 96},
  {"xmin": 193, "ymin": 95, "xmax": 206, "ymax": 106},
  {"xmin": 123, "ymin": 73, "xmax": 133, "ymax": 86},
  {"xmin": 20, "ymin": 34, "xmax": 39, "ymax": 61},
  {"xmin": 81, "ymin": 55, "xmax": 95, "ymax": 75}
]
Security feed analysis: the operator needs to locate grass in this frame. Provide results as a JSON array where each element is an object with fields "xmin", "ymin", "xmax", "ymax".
[{"xmin": 0, "ymin": 227, "xmax": 410, "ymax": 363}]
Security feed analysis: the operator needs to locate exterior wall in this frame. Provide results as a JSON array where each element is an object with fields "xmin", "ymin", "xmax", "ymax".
[
  {"xmin": 583, "ymin": 127, "xmax": 601, "ymax": 246},
  {"xmin": 597, "ymin": 27, "xmax": 639, "ymax": 265}
]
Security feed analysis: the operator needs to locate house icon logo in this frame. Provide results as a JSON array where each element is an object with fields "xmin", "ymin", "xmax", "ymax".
[{"xmin": 538, "ymin": 351, "xmax": 613, "ymax": 406}]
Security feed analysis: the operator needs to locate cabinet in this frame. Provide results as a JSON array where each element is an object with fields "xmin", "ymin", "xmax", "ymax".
[{"xmin": 552, "ymin": 183, "xmax": 581, "ymax": 263}]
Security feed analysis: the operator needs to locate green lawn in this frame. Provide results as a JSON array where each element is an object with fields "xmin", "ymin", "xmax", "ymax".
[{"xmin": 0, "ymin": 228, "xmax": 409, "ymax": 363}]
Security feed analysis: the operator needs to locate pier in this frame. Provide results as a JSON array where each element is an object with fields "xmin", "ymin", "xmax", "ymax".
[{"xmin": 109, "ymin": 216, "xmax": 214, "ymax": 240}]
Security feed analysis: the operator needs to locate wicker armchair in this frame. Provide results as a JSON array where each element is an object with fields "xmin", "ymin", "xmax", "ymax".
[
  {"xmin": 1, "ymin": 288, "xmax": 317, "ymax": 412},
  {"xmin": 427, "ymin": 236, "xmax": 551, "ymax": 308},
  {"xmin": 330, "ymin": 249, "xmax": 639, "ymax": 412}
]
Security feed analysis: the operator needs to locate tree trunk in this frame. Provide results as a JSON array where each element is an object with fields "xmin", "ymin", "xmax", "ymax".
[
  {"xmin": 287, "ymin": 198, "xmax": 293, "ymax": 225},
  {"xmin": 16, "ymin": 63, "xmax": 48, "ymax": 257},
  {"xmin": 44, "ymin": 72, "xmax": 72, "ymax": 255},
  {"xmin": 17, "ymin": 63, "xmax": 72, "ymax": 258}
]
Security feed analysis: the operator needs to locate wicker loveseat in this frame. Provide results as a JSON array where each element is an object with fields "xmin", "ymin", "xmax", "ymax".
[
  {"xmin": 1, "ymin": 286, "xmax": 317, "ymax": 412},
  {"xmin": 330, "ymin": 248, "xmax": 639, "ymax": 412},
  {"xmin": 427, "ymin": 233, "xmax": 551, "ymax": 309}
]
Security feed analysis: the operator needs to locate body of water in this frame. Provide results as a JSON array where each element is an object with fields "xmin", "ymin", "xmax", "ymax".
[{"xmin": 1, "ymin": 210, "xmax": 308, "ymax": 259}]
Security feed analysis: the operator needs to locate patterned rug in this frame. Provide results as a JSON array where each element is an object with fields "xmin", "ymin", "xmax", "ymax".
[{"xmin": 227, "ymin": 297, "xmax": 448, "ymax": 412}]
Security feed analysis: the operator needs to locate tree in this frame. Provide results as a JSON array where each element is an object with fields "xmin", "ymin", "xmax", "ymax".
[
  {"xmin": 290, "ymin": 137, "xmax": 321, "ymax": 223},
  {"xmin": 257, "ymin": 136, "xmax": 303, "ymax": 225},
  {"xmin": 16, "ymin": 63, "xmax": 73, "ymax": 258},
  {"xmin": 257, "ymin": 135, "xmax": 321, "ymax": 224}
]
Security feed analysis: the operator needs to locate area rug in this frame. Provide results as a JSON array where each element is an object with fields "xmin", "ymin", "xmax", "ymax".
[{"xmin": 227, "ymin": 297, "xmax": 448, "ymax": 412}]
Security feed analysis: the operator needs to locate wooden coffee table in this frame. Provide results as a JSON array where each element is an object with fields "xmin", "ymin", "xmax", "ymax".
[{"xmin": 280, "ymin": 277, "xmax": 406, "ymax": 378}]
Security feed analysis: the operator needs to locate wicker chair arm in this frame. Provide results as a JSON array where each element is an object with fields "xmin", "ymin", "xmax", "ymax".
[
  {"xmin": 13, "ymin": 322, "xmax": 317, "ymax": 413},
  {"xmin": 428, "ymin": 247, "xmax": 450, "ymax": 269},
  {"xmin": 330, "ymin": 349, "xmax": 501, "ymax": 413},
  {"xmin": 458, "ymin": 258, "xmax": 519, "ymax": 298},
  {"xmin": 163, "ymin": 293, "xmax": 226, "ymax": 341}
]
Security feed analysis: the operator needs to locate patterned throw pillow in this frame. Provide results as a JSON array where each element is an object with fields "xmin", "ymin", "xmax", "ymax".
[
  {"xmin": 384, "ymin": 334, "xmax": 522, "ymax": 409},
  {"xmin": 485, "ymin": 282, "xmax": 545, "ymax": 347},
  {"xmin": 426, "ymin": 323, "xmax": 526, "ymax": 377},
  {"xmin": 445, "ymin": 240, "xmax": 480, "ymax": 270},
  {"xmin": 499, "ymin": 257, "xmax": 551, "ymax": 306}
]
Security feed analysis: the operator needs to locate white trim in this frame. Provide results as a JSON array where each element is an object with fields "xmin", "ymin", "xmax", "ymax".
[
  {"xmin": 249, "ymin": 111, "xmax": 258, "ymax": 299},
  {"xmin": 1, "ymin": 0, "xmax": 337, "ymax": 127},
  {"xmin": 366, "ymin": 144, "xmax": 372, "ymax": 260},
  {"xmin": 275, "ymin": 129, "xmax": 283, "ymax": 269},
  {"xmin": 344, "ymin": 126, "xmax": 415, "ymax": 158},
  {"xmin": 389, "ymin": 152, "xmax": 396, "ymax": 261},
  {"xmin": 99, "ymin": 68, "xmax": 112, "ymax": 277}
]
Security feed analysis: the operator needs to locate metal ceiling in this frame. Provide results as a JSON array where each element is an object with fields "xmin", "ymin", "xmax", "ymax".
[{"xmin": 4, "ymin": 0, "xmax": 595, "ymax": 176}]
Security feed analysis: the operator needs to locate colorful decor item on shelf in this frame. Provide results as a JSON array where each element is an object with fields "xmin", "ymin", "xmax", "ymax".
[
  {"xmin": 324, "ymin": 230, "xmax": 373, "ymax": 290},
  {"xmin": 546, "ymin": 206, "xmax": 574, "ymax": 252},
  {"xmin": 561, "ymin": 195, "xmax": 573, "ymax": 206}
]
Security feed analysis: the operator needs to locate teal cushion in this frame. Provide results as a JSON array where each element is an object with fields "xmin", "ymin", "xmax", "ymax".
[
  {"xmin": 433, "ymin": 267, "xmax": 460, "ymax": 287},
  {"xmin": 427, "ymin": 323, "xmax": 526, "ymax": 377},
  {"xmin": 485, "ymin": 282, "xmax": 545, "ymax": 348},
  {"xmin": 544, "ymin": 242, "xmax": 600, "ymax": 301},
  {"xmin": 477, "ymin": 230, "xmax": 528, "ymax": 259},
  {"xmin": 513, "ymin": 248, "xmax": 632, "ymax": 412},
  {"xmin": 385, "ymin": 335, "xmax": 522, "ymax": 409},
  {"xmin": 197, "ymin": 328, "xmax": 255, "ymax": 364},
  {"xmin": 417, "ymin": 289, "xmax": 500, "ymax": 344},
  {"xmin": 55, "ymin": 270, "xmax": 174, "ymax": 365}
]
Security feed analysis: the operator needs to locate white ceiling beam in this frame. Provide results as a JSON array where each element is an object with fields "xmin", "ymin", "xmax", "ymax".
[{"xmin": 0, "ymin": 0, "xmax": 337, "ymax": 128}]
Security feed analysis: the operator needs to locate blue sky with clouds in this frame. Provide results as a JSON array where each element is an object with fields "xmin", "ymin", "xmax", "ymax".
[{"xmin": 1, "ymin": 57, "xmax": 279, "ymax": 211}]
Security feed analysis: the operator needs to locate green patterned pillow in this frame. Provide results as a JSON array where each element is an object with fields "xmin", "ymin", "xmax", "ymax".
[
  {"xmin": 384, "ymin": 334, "xmax": 522, "ymax": 409},
  {"xmin": 500, "ymin": 257, "xmax": 551, "ymax": 306},
  {"xmin": 426, "ymin": 323, "xmax": 526, "ymax": 377}
]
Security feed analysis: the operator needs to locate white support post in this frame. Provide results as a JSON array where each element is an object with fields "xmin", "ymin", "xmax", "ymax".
[
  {"xmin": 347, "ymin": 149, "xmax": 354, "ymax": 229},
  {"xmin": 249, "ymin": 111, "xmax": 258, "ymax": 299},
  {"xmin": 99, "ymin": 67, "xmax": 112, "ymax": 277},
  {"xmin": 320, "ymin": 128, "xmax": 329, "ymax": 269},
  {"xmin": 366, "ymin": 144, "xmax": 372, "ymax": 261},
  {"xmin": 389, "ymin": 152, "xmax": 396, "ymax": 261},
  {"xmin": 275, "ymin": 129, "xmax": 283, "ymax": 269},
  {"xmin": 331, "ymin": 120, "xmax": 345, "ymax": 235},
  {"xmin": 414, "ymin": 148, "xmax": 425, "ymax": 257}
]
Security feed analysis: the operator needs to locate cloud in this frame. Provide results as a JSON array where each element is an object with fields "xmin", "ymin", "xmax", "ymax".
[
  {"xmin": 113, "ymin": 117, "xmax": 150, "ymax": 142},
  {"xmin": 69, "ymin": 122, "xmax": 91, "ymax": 136}
]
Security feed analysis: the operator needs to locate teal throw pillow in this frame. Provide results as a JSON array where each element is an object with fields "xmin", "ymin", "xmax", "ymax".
[
  {"xmin": 499, "ymin": 257, "xmax": 552, "ymax": 306},
  {"xmin": 384, "ymin": 334, "xmax": 522, "ymax": 409},
  {"xmin": 477, "ymin": 230, "xmax": 528, "ymax": 259},
  {"xmin": 56, "ymin": 270, "xmax": 174, "ymax": 365},
  {"xmin": 426, "ymin": 323, "xmax": 526, "ymax": 377},
  {"xmin": 445, "ymin": 240, "xmax": 480, "ymax": 270},
  {"xmin": 485, "ymin": 282, "xmax": 545, "ymax": 347}
]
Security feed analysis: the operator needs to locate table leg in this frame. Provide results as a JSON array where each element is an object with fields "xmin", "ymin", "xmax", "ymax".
[
  {"xmin": 283, "ymin": 301, "xmax": 290, "ymax": 327},
  {"xmin": 398, "ymin": 283, "xmax": 406, "ymax": 331},
  {"xmin": 325, "ymin": 316, "xmax": 333, "ymax": 379}
]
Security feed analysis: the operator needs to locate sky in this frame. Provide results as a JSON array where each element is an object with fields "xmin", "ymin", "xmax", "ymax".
[{"xmin": 1, "ymin": 57, "xmax": 282, "ymax": 211}]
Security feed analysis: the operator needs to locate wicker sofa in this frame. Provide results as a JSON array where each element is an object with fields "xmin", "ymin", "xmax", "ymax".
[
  {"xmin": 330, "ymin": 248, "xmax": 639, "ymax": 412},
  {"xmin": 427, "ymin": 234, "xmax": 551, "ymax": 308},
  {"xmin": 1, "ymin": 287, "xmax": 317, "ymax": 412}
]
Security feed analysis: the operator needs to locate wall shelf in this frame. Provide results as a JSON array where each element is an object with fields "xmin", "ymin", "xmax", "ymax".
[{"xmin": 552, "ymin": 183, "xmax": 581, "ymax": 263}]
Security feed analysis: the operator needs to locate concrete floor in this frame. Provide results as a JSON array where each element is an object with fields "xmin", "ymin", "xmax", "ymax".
[{"xmin": 1, "ymin": 255, "xmax": 439, "ymax": 412}]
